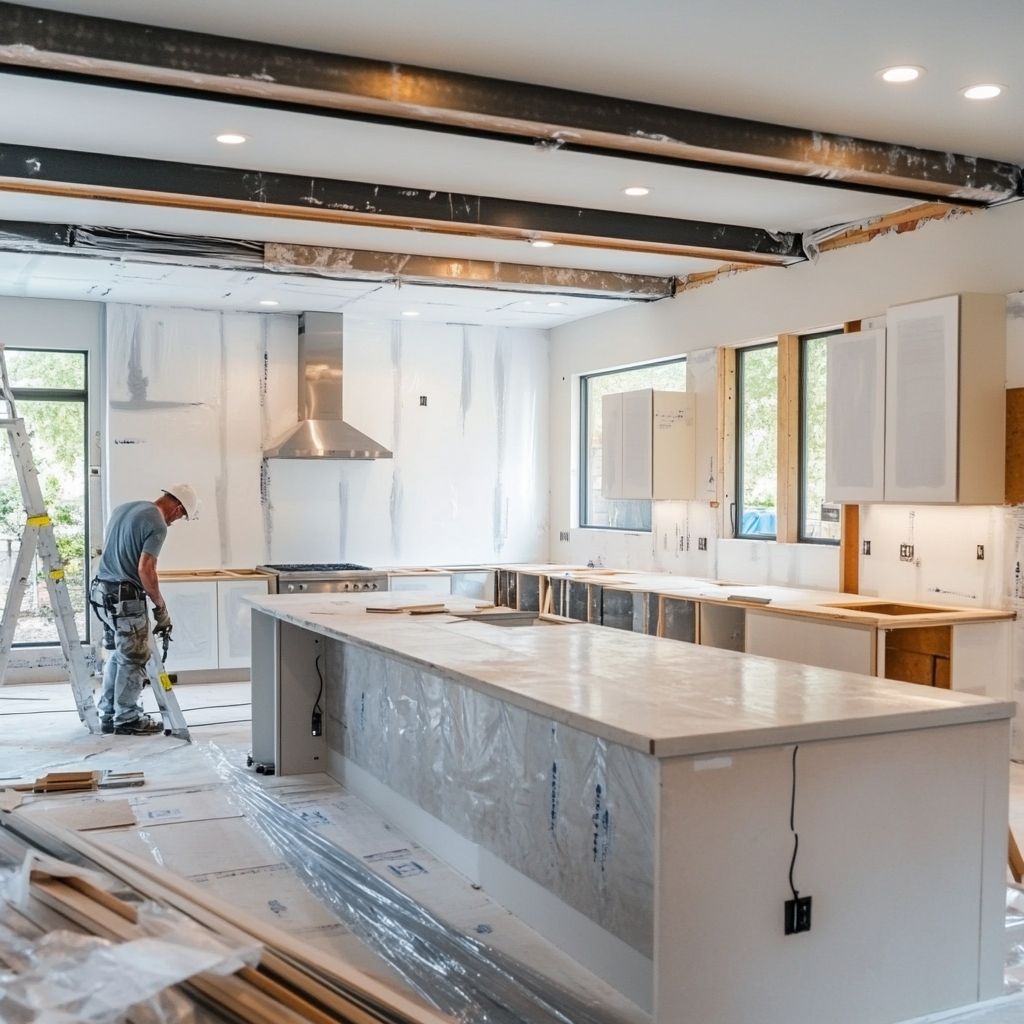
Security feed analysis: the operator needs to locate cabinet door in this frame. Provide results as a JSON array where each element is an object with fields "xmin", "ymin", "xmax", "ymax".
[
  {"xmin": 620, "ymin": 389, "xmax": 654, "ymax": 498},
  {"xmin": 600, "ymin": 392, "xmax": 624, "ymax": 499},
  {"xmin": 217, "ymin": 579, "xmax": 269, "ymax": 670},
  {"xmin": 884, "ymin": 296, "xmax": 959, "ymax": 502},
  {"xmin": 826, "ymin": 329, "xmax": 886, "ymax": 502},
  {"xmin": 160, "ymin": 581, "xmax": 219, "ymax": 671}
]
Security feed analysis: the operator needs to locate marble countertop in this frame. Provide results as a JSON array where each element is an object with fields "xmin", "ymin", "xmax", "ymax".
[{"xmin": 249, "ymin": 592, "xmax": 1014, "ymax": 758}]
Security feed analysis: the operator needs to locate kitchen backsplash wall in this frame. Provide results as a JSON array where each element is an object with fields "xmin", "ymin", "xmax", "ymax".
[{"xmin": 106, "ymin": 305, "xmax": 549, "ymax": 569}]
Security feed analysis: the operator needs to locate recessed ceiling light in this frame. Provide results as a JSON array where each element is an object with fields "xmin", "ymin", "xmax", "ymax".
[
  {"xmin": 258, "ymin": 299, "xmax": 279, "ymax": 307},
  {"xmin": 546, "ymin": 301, "xmax": 566, "ymax": 309},
  {"xmin": 962, "ymin": 83, "xmax": 1003, "ymax": 100},
  {"xmin": 879, "ymin": 66, "xmax": 923, "ymax": 83},
  {"xmin": 530, "ymin": 239, "xmax": 555, "ymax": 249},
  {"xmin": 623, "ymin": 185, "xmax": 651, "ymax": 196},
  {"xmin": 216, "ymin": 133, "xmax": 248, "ymax": 145},
  {"xmin": 402, "ymin": 310, "xmax": 420, "ymax": 317}
]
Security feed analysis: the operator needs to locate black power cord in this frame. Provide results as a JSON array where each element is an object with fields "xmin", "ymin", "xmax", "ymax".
[
  {"xmin": 788, "ymin": 744, "xmax": 800, "ymax": 900},
  {"xmin": 784, "ymin": 743, "xmax": 812, "ymax": 934},
  {"xmin": 311, "ymin": 648, "xmax": 324, "ymax": 737}
]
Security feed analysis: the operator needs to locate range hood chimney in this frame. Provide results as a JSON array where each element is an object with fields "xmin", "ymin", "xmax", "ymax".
[{"xmin": 264, "ymin": 312, "xmax": 392, "ymax": 460}]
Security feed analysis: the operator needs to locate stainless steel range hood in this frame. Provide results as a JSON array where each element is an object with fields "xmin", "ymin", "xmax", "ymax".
[{"xmin": 264, "ymin": 312, "xmax": 392, "ymax": 460}]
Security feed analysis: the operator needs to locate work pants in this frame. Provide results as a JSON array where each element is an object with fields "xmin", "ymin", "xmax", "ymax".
[{"xmin": 97, "ymin": 604, "xmax": 150, "ymax": 726}]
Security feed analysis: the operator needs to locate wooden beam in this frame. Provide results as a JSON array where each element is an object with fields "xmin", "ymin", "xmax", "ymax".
[
  {"xmin": 776, "ymin": 334, "xmax": 800, "ymax": 544},
  {"xmin": 0, "ymin": 143, "xmax": 804, "ymax": 265},
  {"xmin": 0, "ymin": 3, "xmax": 1019, "ymax": 204}
]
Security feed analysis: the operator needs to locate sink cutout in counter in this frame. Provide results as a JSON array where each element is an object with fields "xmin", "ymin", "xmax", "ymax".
[{"xmin": 822, "ymin": 601, "xmax": 952, "ymax": 616}]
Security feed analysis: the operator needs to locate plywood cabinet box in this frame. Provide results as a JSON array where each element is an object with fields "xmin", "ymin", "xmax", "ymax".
[
  {"xmin": 602, "ymin": 389, "xmax": 696, "ymax": 500},
  {"xmin": 826, "ymin": 293, "xmax": 1006, "ymax": 504}
]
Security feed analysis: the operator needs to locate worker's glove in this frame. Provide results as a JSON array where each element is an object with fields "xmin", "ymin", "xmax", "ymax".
[{"xmin": 152, "ymin": 604, "xmax": 173, "ymax": 638}]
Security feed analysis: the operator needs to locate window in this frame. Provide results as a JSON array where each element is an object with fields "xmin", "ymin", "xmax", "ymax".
[
  {"xmin": 799, "ymin": 330, "xmax": 842, "ymax": 543},
  {"xmin": 580, "ymin": 358, "xmax": 686, "ymax": 530},
  {"xmin": 735, "ymin": 343, "xmax": 778, "ymax": 539},
  {"xmin": 0, "ymin": 349, "xmax": 90, "ymax": 644}
]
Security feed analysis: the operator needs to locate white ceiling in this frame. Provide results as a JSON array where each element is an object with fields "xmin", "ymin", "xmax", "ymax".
[{"xmin": 0, "ymin": 0, "xmax": 1020, "ymax": 323}]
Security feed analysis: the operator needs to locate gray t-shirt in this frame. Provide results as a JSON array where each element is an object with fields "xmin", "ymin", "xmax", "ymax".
[{"xmin": 95, "ymin": 501, "xmax": 167, "ymax": 587}]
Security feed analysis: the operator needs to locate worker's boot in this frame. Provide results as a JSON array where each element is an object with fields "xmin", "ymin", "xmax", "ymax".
[{"xmin": 113, "ymin": 714, "xmax": 164, "ymax": 736}]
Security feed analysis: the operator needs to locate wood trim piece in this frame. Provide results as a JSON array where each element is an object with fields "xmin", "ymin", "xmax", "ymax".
[
  {"xmin": 719, "ymin": 347, "xmax": 737, "ymax": 536},
  {"xmin": 840, "ymin": 505, "xmax": 860, "ymax": 594},
  {"xmin": 776, "ymin": 334, "xmax": 800, "ymax": 544}
]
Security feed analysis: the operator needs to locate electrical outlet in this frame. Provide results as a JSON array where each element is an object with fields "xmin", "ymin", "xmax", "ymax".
[
  {"xmin": 698, "ymin": 537, "xmax": 708, "ymax": 551},
  {"xmin": 419, "ymin": 395, "xmax": 428, "ymax": 406},
  {"xmin": 977, "ymin": 545, "xmax": 985, "ymax": 560},
  {"xmin": 784, "ymin": 895, "xmax": 812, "ymax": 935},
  {"xmin": 558, "ymin": 530, "xmax": 570, "ymax": 542},
  {"xmin": 899, "ymin": 544, "xmax": 914, "ymax": 562},
  {"xmin": 678, "ymin": 535, "xmax": 688, "ymax": 552},
  {"xmin": 862, "ymin": 540, "xmax": 871, "ymax": 556}
]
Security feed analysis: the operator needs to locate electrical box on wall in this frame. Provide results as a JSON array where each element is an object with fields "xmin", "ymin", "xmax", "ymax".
[{"xmin": 601, "ymin": 389, "xmax": 696, "ymax": 501}]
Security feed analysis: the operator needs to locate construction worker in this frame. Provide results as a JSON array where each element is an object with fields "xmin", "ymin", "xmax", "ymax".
[{"xmin": 89, "ymin": 484, "xmax": 198, "ymax": 735}]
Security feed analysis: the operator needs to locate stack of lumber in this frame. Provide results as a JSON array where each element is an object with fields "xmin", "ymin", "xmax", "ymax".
[{"xmin": 1, "ymin": 821, "xmax": 454, "ymax": 1024}]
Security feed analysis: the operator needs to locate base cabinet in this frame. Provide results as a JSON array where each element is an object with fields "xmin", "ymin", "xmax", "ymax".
[{"xmin": 160, "ymin": 576, "xmax": 270, "ymax": 674}]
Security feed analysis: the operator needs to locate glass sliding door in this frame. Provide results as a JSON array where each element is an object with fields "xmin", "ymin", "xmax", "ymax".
[{"xmin": 0, "ymin": 349, "xmax": 89, "ymax": 644}]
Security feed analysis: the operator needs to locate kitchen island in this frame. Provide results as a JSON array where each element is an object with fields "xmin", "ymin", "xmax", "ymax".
[{"xmin": 249, "ymin": 592, "xmax": 1013, "ymax": 1024}]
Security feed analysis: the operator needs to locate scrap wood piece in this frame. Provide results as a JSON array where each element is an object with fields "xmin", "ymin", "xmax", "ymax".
[
  {"xmin": 32, "ymin": 822, "xmax": 455, "ymax": 1024},
  {"xmin": 366, "ymin": 602, "xmax": 446, "ymax": 614},
  {"xmin": 10, "ymin": 770, "xmax": 145, "ymax": 794}
]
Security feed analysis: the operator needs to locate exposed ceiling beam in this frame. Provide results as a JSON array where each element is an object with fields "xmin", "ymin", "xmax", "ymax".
[
  {"xmin": 263, "ymin": 244, "xmax": 674, "ymax": 299},
  {"xmin": 0, "ymin": 3, "xmax": 1019, "ymax": 205},
  {"xmin": 0, "ymin": 144, "xmax": 804, "ymax": 265},
  {"xmin": 0, "ymin": 220, "xmax": 676, "ymax": 300}
]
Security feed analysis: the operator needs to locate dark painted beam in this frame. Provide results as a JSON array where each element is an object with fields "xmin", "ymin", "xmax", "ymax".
[
  {"xmin": 0, "ymin": 3, "xmax": 1019, "ymax": 205},
  {"xmin": 0, "ymin": 144, "xmax": 804, "ymax": 265},
  {"xmin": 0, "ymin": 219, "xmax": 71, "ymax": 248}
]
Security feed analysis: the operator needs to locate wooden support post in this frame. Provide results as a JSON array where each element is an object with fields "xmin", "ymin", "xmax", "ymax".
[
  {"xmin": 840, "ymin": 505, "xmax": 860, "ymax": 594},
  {"xmin": 719, "ymin": 347, "xmax": 737, "ymax": 536},
  {"xmin": 776, "ymin": 334, "xmax": 801, "ymax": 544}
]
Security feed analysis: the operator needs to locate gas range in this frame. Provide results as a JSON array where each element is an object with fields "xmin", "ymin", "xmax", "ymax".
[{"xmin": 257, "ymin": 562, "xmax": 389, "ymax": 594}]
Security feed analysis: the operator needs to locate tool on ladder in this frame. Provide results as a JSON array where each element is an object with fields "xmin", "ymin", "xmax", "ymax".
[{"xmin": 0, "ymin": 343, "xmax": 101, "ymax": 733}]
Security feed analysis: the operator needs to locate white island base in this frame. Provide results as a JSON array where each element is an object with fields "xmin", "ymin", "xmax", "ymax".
[{"xmin": 249, "ymin": 594, "xmax": 1012, "ymax": 1024}]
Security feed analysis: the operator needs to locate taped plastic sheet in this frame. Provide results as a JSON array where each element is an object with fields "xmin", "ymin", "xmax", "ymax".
[
  {"xmin": 1006, "ymin": 884, "xmax": 1024, "ymax": 993},
  {"xmin": 0, "ymin": 867, "xmax": 260, "ymax": 1024},
  {"xmin": 326, "ymin": 640, "xmax": 656, "ymax": 956},
  {"xmin": 211, "ymin": 747, "xmax": 628, "ymax": 1024}
]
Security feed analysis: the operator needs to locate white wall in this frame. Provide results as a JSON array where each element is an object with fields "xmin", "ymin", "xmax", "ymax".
[{"xmin": 106, "ymin": 306, "xmax": 549, "ymax": 569}]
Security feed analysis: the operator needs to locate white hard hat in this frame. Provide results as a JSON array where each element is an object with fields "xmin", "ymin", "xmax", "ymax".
[{"xmin": 163, "ymin": 483, "xmax": 199, "ymax": 520}]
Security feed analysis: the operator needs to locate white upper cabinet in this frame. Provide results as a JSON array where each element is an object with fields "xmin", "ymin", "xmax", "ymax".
[
  {"xmin": 602, "ymin": 389, "xmax": 696, "ymax": 500},
  {"xmin": 826, "ymin": 294, "xmax": 1005, "ymax": 505},
  {"xmin": 826, "ymin": 327, "xmax": 886, "ymax": 503}
]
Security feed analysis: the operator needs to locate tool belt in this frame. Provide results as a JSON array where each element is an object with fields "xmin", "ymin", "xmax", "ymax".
[{"xmin": 88, "ymin": 578, "xmax": 147, "ymax": 629}]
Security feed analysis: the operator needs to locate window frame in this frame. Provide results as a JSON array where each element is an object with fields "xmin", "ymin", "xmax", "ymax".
[
  {"xmin": 734, "ymin": 341, "xmax": 779, "ymax": 541},
  {"xmin": 578, "ymin": 356, "xmax": 686, "ymax": 532},
  {"xmin": 798, "ymin": 328, "xmax": 843, "ymax": 546}
]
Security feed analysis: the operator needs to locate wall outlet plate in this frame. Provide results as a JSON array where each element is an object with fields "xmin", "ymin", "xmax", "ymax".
[
  {"xmin": 698, "ymin": 537, "xmax": 708, "ymax": 551},
  {"xmin": 899, "ymin": 544, "xmax": 915, "ymax": 562},
  {"xmin": 784, "ymin": 895, "xmax": 812, "ymax": 935},
  {"xmin": 862, "ymin": 540, "xmax": 871, "ymax": 556}
]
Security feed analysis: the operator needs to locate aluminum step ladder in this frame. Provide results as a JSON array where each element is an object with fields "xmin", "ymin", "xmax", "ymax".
[{"xmin": 0, "ymin": 343, "xmax": 189, "ymax": 740}]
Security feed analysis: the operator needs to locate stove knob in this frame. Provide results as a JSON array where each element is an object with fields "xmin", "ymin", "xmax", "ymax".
[
  {"xmin": 370, "ymin": 582, "xmax": 379, "ymax": 590},
  {"xmin": 286, "ymin": 583, "xmax": 295, "ymax": 593},
  {"xmin": 356, "ymin": 582, "xmax": 366, "ymax": 591},
  {"xmin": 298, "ymin": 583, "xmax": 308, "ymax": 592},
  {"xmin": 343, "ymin": 582, "xmax": 352, "ymax": 591}
]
